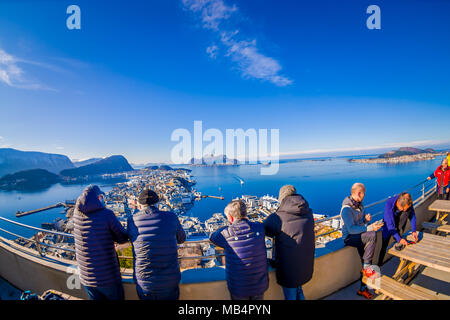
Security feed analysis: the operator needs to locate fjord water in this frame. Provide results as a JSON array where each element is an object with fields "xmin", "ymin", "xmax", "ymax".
[
  {"xmin": 187, "ymin": 157, "xmax": 442, "ymax": 219},
  {"xmin": 0, "ymin": 157, "xmax": 444, "ymax": 238}
]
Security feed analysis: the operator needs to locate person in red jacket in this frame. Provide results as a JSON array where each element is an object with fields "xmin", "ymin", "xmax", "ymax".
[{"xmin": 427, "ymin": 158, "xmax": 449, "ymax": 200}]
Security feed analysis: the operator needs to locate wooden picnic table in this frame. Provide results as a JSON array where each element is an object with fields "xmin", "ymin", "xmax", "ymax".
[
  {"xmin": 388, "ymin": 232, "xmax": 450, "ymax": 284},
  {"xmin": 428, "ymin": 199, "xmax": 450, "ymax": 224}
]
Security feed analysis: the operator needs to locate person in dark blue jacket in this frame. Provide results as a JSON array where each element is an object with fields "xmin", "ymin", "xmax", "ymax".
[
  {"xmin": 210, "ymin": 200, "xmax": 268, "ymax": 300},
  {"xmin": 127, "ymin": 189, "xmax": 186, "ymax": 300},
  {"xmin": 378, "ymin": 192, "xmax": 418, "ymax": 266},
  {"xmin": 73, "ymin": 185, "xmax": 129, "ymax": 300}
]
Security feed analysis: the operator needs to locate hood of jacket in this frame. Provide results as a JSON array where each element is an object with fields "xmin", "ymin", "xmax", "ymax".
[
  {"xmin": 386, "ymin": 194, "xmax": 400, "ymax": 212},
  {"xmin": 76, "ymin": 185, "xmax": 105, "ymax": 214},
  {"xmin": 278, "ymin": 194, "xmax": 311, "ymax": 216},
  {"xmin": 342, "ymin": 196, "xmax": 363, "ymax": 211}
]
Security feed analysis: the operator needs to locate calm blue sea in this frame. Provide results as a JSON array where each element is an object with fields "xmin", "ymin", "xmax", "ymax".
[{"xmin": 0, "ymin": 157, "xmax": 444, "ymax": 238}]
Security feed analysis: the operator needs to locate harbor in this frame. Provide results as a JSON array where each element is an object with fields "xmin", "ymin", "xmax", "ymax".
[
  {"xmin": 15, "ymin": 201, "xmax": 74, "ymax": 217},
  {"xmin": 4, "ymin": 166, "xmax": 344, "ymax": 271}
]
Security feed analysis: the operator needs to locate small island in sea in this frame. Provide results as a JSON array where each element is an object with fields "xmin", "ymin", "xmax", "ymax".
[
  {"xmin": 349, "ymin": 147, "xmax": 446, "ymax": 164},
  {"xmin": 189, "ymin": 154, "xmax": 239, "ymax": 167}
]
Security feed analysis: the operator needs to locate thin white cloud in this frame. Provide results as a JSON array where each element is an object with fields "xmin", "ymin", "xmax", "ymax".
[
  {"xmin": 221, "ymin": 33, "xmax": 293, "ymax": 86},
  {"xmin": 0, "ymin": 48, "xmax": 56, "ymax": 91},
  {"xmin": 206, "ymin": 45, "xmax": 219, "ymax": 59},
  {"xmin": 182, "ymin": 0, "xmax": 237, "ymax": 30},
  {"xmin": 182, "ymin": 0, "xmax": 292, "ymax": 86}
]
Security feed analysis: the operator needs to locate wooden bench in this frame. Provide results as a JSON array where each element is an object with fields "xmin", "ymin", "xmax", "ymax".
[
  {"xmin": 364, "ymin": 275, "xmax": 443, "ymax": 300},
  {"xmin": 436, "ymin": 224, "xmax": 450, "ymax": 234},
  {"xmin": 422, "ymin": 221, "xmax": 440, "ymax": 232},
  {"xmin": 422, "ymin": 221, "xmax": 450, "ymax": 235}
]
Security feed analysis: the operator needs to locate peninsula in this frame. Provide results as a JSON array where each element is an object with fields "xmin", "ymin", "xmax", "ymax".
[{"xmin": 349, "ymin": 147, "xmax": 446, "ymax": 164}]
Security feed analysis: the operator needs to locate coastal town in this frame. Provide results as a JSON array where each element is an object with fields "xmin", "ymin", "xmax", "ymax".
[
  {"xmin": 349, "ymin": 148, "xmax": 447, "ymax": 164},
  {"xmin": 12, "ymin": 166, "xmax": 343, "ymax": 271}
]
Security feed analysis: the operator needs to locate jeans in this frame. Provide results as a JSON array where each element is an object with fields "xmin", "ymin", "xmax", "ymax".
[
  {"xmin": 437, "ymin": 185, "xmax": 449, "ymax": 200},
  {"xmin": 282, "ymin": 286, "xmax": 305, "ymax": 300},
  {"xmin": 230, "ymin": 294, "xmax": 264, "ymax": 300},
  {"xmin": 137, "ymin": 286, "xmax": 180, "ymax": 300},
  {"xmin": 84, "ymin": 283, "xmax": 125, "ymax": 300}
]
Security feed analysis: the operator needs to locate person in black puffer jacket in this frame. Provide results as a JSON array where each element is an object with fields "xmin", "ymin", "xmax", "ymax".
[
  {"xmin": 127, "ymin": 189, "xmax": 186, "ymax": 300},
  {"xmin": 210, "ymin": 200, "xmax": 268, "ymax": 300},
  {"xmin": 73, "ymin": 185, "xmax": 129, "ymax": 300},
  {"xmin": 264, "ymin": 185, "xmax": 315, "ymax": 300}
]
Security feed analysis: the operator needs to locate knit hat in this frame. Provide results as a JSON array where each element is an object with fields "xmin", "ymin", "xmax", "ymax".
[
  {"xmin": 279, "ymin": 185, "xmax": 297, "ymax": 203},
  {"xmin": 138, "ymin": 189, "xmax": 159, "ymax": 205}
]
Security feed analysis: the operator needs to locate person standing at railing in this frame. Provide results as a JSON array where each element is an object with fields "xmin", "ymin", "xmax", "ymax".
[
  {"xmin": 340, "ymin": 183, "xmax": 384, "ymax": 300},
  {"xmin": 427, "ymin": 158, "xmax": 450, "ymax": 200},
  {"xmin": 263, "ymin": 185, "xmax": 314, "ymax": 300},
  {"xmin": 127, "ymin": 189, "xmax": 186, "ymax": 300},
  {"xmin": 378, "ymin": 192, "xmax": 417, "ymax": 266},
  {"xmin": 73, "ymin": 185, "xmax": 129, "ymax": 300},
  {"xmin": 210, "ymin": 200, "xmax": 268, "ymax": 300}
]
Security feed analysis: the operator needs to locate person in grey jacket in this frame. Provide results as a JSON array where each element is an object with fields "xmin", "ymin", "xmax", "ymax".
[
  {"xmin": 73, "ymin": 185, "xmax": 129, "ymax": 300},
  {"xmin": 340, "ymin": 183, "xmax": 383, "ymax": 300}
]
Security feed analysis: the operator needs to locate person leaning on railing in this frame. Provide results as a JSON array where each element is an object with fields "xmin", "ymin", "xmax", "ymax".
[
  {"xmin": 73, "ymin": 185, "xmax": 129, "ymax": 300},
  {"xmin": 378, "ymin": 192, "xmax": 417, "ymax": 266},
  {"xmin": 127, "ymin": 189, "xmax": 186, "ymax": 300},
  {"xmin": 427, "ymin": 157, "xmax": 450, "ymax": 200},
  {"xmin": 209, "ymin": 200, "xmax": 268, "ymax": 300},
  {"xmin": 340, "ymin": 183, "xmax": 384, "ymax": 300},
  {"xmin": 263, "ymin": 185, "xmax": 315, "ymax": 300}
]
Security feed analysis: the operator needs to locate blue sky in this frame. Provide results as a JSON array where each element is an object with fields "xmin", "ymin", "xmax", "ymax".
[{"xmin": 0, "ymin": 0, "xmax": 449, "ymax": 163}]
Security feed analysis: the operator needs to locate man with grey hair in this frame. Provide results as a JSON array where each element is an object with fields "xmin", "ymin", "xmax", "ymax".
[
  {"xmin": 340, "ymin": 183, "xmax": 383, "ymax": 299},
  {"xmin": 264, "ymin": 185, "xmax": 315, "ymax": 300},
  {"xmin": 210, "ymin": 200, "xmax": 268, "ymax": 300},
  {"xmin": 224, "ymin": 200, "xmax": 247, "ymax": 220}
]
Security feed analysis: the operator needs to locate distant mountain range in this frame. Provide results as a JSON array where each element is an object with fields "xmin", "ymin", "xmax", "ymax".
[
  {"xmin": 378, "ymin": 147, "xmax": 437, "ymax": 159},
  {"xmin": 72, "ymin": 158, "xmax": 103, "ymax": 167},
  {"xmin": 0, "ymin": 149, "xmax": 135, "ymax": 190},
  {"xmin": 60, "ymin": 155, "xmax": 134, "ymax": 178},
  {"xmin": 0, "ymin": 148, "xmax": 74, "ymax": 177}
]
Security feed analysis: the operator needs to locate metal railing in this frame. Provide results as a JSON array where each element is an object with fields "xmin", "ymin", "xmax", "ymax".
[
  {"xmin": 0, "ymin": 178, "xmax": 438, "ymax": 261},
  {"xmin": 313, "ymin": 178, "xmax": 436, "ymax": 225}
]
